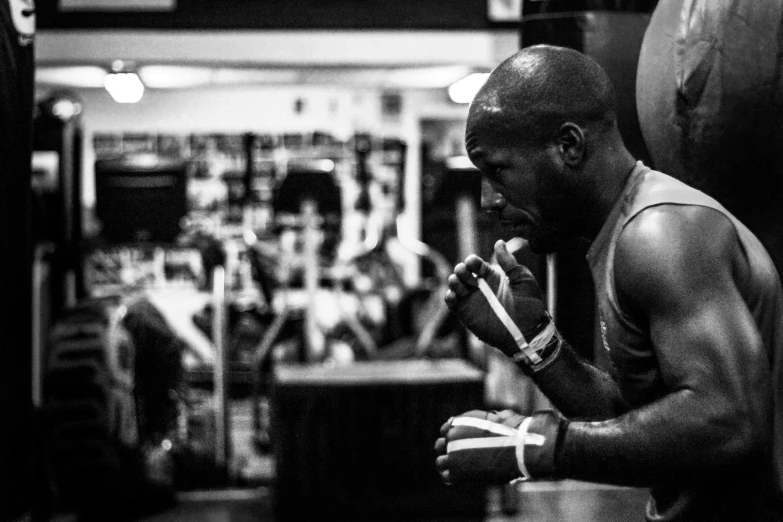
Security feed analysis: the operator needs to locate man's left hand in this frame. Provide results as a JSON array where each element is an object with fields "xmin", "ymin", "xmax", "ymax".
[{"xmin": 444, "ymin": 240, "xmax": 548, "ymax": 357}]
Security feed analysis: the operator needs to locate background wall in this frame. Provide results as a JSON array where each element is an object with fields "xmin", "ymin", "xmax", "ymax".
[
  {"xmin": 39, "ymin": 0, "xmax": 511, "ymax": 30},
  {"xmin": 37, "ymin": 85, "xmax": 467, "ymax": 229}
]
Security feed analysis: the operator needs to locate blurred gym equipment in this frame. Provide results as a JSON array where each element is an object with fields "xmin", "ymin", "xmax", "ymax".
[
  {"xmin": 94, "ymin": 154, "xmax": 189, "ymax": 244},
  {"xmin": 45, "ymin": 297, "xmax": 182, "ymax": 516}
]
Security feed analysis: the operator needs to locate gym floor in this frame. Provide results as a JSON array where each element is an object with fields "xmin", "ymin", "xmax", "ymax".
[{"xmin": 107, "ymin": 481, "xmax": 649, "ymax": 522}]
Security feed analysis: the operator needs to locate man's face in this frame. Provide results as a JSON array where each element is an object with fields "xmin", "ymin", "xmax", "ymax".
[{"xmin": 467, "ymin": 121, "xmax": 572, "ymax": 254}]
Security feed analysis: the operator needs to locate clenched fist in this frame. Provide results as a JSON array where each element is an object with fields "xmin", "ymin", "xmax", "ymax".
[
  {"xmin": 444, "ymin": 240, "xmax": 548, "ymax": 357},
  {"xmin": 435, "ymin": 409, "xmax": 568, "ymax": 485}
]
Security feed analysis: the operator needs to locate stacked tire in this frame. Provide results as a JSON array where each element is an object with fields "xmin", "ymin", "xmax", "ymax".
[{"xmin": 45, "ymin": 296, "xmax": 178, "ymax": 518}]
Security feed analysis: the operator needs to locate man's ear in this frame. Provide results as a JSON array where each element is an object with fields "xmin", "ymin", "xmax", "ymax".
[{"xmin": 556, "ymin": 122, "xmax": 585, "ymax": 166}]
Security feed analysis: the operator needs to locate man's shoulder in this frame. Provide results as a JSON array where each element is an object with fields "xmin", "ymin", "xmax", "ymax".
[
  {"xmin": 619, "ymin": 204, "xmax": 736, "ymax": 268},
  {"xmin": 628, "ymin": 168, "xmax": 721, "ymax": 219},
  {"xmin": 613, "ymin": 205, "xmax": 739, "ymax": 308}
]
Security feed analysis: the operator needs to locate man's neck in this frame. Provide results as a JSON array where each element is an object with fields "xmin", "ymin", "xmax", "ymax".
[{"xmin": 578, "ymin": 148, "xmax": 638, "ymax": 242}]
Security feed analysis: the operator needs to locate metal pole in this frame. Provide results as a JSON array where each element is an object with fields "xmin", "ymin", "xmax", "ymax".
[
  {"xmin": 456, "ymin": 194, "xmax": 478, "ymax": 262},
  {"xmin": 31, "ymin": 245, "xmax": 52, "ymax": 409},
  {"xmin": 534, "ymin": 252, "xmax": 558, "ymax": 413},
  {"xmin": 60, "ymin": 122, "xmax": 77, "ymax": 308},
  {"xmin": 211, "ymin": 266, "xmax": 230, "ymax": 472},
  {"xmin": 546, "ymin": 253, "xmax": 557, "ymax": 322},
  {"xmin": 301, "ymin": 199, "xmax": 324, "ymax": 361}
]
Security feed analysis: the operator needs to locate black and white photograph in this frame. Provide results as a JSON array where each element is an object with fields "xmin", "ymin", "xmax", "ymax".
[{"xmin": 2, "ymin": 1, "xmax": 782, "ymax": 521}]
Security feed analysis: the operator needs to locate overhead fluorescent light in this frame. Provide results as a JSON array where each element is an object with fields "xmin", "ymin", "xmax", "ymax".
[
  {"xmin": 36, "ymin": 66, "xmax": 107, "ymax": 88},
  {"xmin": 386, "ymin": 66, "xmax": 474, "ymax": 88},
  {"xmin": 59, "ymin": 0, "xmax": 176, "ymax": 11},
  {"xmin": 138, "ymin": 66, "xmax": 303, "ymax": 88},
  {"xmin": 298, "ymin": 66, "xmax": 475, "ymax": 89},
  {"xmin": 138, "ymin": 65, "xmax": 213, "ymax": 89},
  {"xmin": 212, "ymin": 68, "xmax": 301, "ymax": 85},
  {"xmin": 35, "ymin": 64, "xmax": 489, "ymax": 93},
  {"xmin": 448, "ymin": 73, "xmax": 490, "ymax": 104}
]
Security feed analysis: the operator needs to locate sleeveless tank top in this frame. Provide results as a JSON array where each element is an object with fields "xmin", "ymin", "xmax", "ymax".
[{"xmin": 586, "ymin": 162, "xmax": 783, "ymax": 521}]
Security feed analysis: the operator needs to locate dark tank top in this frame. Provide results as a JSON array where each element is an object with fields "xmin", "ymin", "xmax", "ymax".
[{"xmin": 587, "ymin": 162, "xmax": 783, "ymax": 521}]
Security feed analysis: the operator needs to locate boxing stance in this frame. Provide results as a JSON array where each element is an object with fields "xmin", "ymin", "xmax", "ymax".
[{"xmin": 435, "ymin": 45, "xmax": 783, "ymax": 521}]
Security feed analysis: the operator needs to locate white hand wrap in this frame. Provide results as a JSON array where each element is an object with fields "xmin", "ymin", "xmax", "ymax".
[
  {"xmin": 476, "ymin": 277, "xmax": 559, "ymax": 367},
  {"xmin": 445, "ymin": 412, "xmax": 549, "ymax": 483}
]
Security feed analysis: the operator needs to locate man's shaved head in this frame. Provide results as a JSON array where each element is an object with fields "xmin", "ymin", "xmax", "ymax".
[
  {"xmin": 468, "ymin": 45, "xmax": 617, "ymax": 145},
  {"xmin": 464, "ymin": 45, "xmax": 632, "ymax": 253}
]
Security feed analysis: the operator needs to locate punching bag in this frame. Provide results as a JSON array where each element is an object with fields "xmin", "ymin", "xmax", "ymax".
[
  {"xmin": 0, "ymin": 0, "xmax": 35, "ymax": 520},
  {"xmin": 637, "ymin": 0, "xmax": 783, "ymax": 500},
  {"xmin": 637, "ymin": 0, "xmax": 783, "ymax": 273}
]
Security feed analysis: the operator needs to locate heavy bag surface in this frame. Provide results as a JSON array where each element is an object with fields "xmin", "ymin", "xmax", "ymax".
[
  {"xmin": 637, "ymin": 0, "xmax": 783, "ymax": 271},
  {"xmin": 637, "ymin": 0, "xmax": 783, "ymax": 500}
]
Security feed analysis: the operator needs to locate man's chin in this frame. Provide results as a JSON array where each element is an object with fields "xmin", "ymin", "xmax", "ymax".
[
  {"xmin": 527, "ymin": 235, "xmax": 560, "ymax": 254},
  {"xmin": 500, "ymin": 224, "xmax": 530, "ymax": 242},
  {"xmin": 499, "ymin": 223, "xmax": 561, "ymax": 253}
]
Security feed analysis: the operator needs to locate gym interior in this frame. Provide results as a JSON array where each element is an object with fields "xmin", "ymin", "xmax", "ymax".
[{"xmin": 4, "ymin": 0, "xmax": 780, "ymax": 520}]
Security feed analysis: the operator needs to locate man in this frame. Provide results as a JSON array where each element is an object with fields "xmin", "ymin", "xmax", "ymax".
[{"xmin": 434, "ymin": 44, "xmax": 783, "ymax": 521}]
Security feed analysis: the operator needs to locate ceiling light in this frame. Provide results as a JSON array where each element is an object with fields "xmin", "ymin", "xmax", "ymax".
[
  {"xmin": 448, "ymin": 73, "xmax": 490, "ymax": 104},
  {"xmin": 104, "ymin": 61, "xmax": 145, "ymax": 103},
  {"xmin": 39, "ymin": 91, "xmax": 83, "ymax": 122},
  {"xmin": 51, "ymin": 97, "xmax": 82, "ymax": 120}
]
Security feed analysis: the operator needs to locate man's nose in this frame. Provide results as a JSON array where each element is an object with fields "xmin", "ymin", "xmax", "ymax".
[{"xmin": 480, "ymin": 180, "xmax": 506, "ymax": 212}]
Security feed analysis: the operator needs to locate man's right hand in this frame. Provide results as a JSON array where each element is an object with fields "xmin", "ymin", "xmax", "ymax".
[
  {"xmin": 444, "ymin": 240, "xmax": 548, "ymax": 357},
  {"xmin": 434, "ymin": 409, "xmax": 567, "ymax": 484}
]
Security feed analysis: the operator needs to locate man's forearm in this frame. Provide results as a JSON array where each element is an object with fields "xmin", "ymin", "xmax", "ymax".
[
  {"xmin": 555, "ymin": 387, "xmax": 770, "ymax": 487},
  {"xmin": 518, "ymin": 338, "xmax": 629, "ymax": 421}
]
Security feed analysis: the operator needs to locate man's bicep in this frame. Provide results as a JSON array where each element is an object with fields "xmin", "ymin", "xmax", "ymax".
[
  {"xmin": 649, "ymin": 288, "xmax": 767, "ymax": 401},
  {"xmin": 642, "ymin": 279, "xmax": 772, "ymax": 470},
  {"xmin": 616, "ymin": 206, "xmax": 770, "ymax": 424}
]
